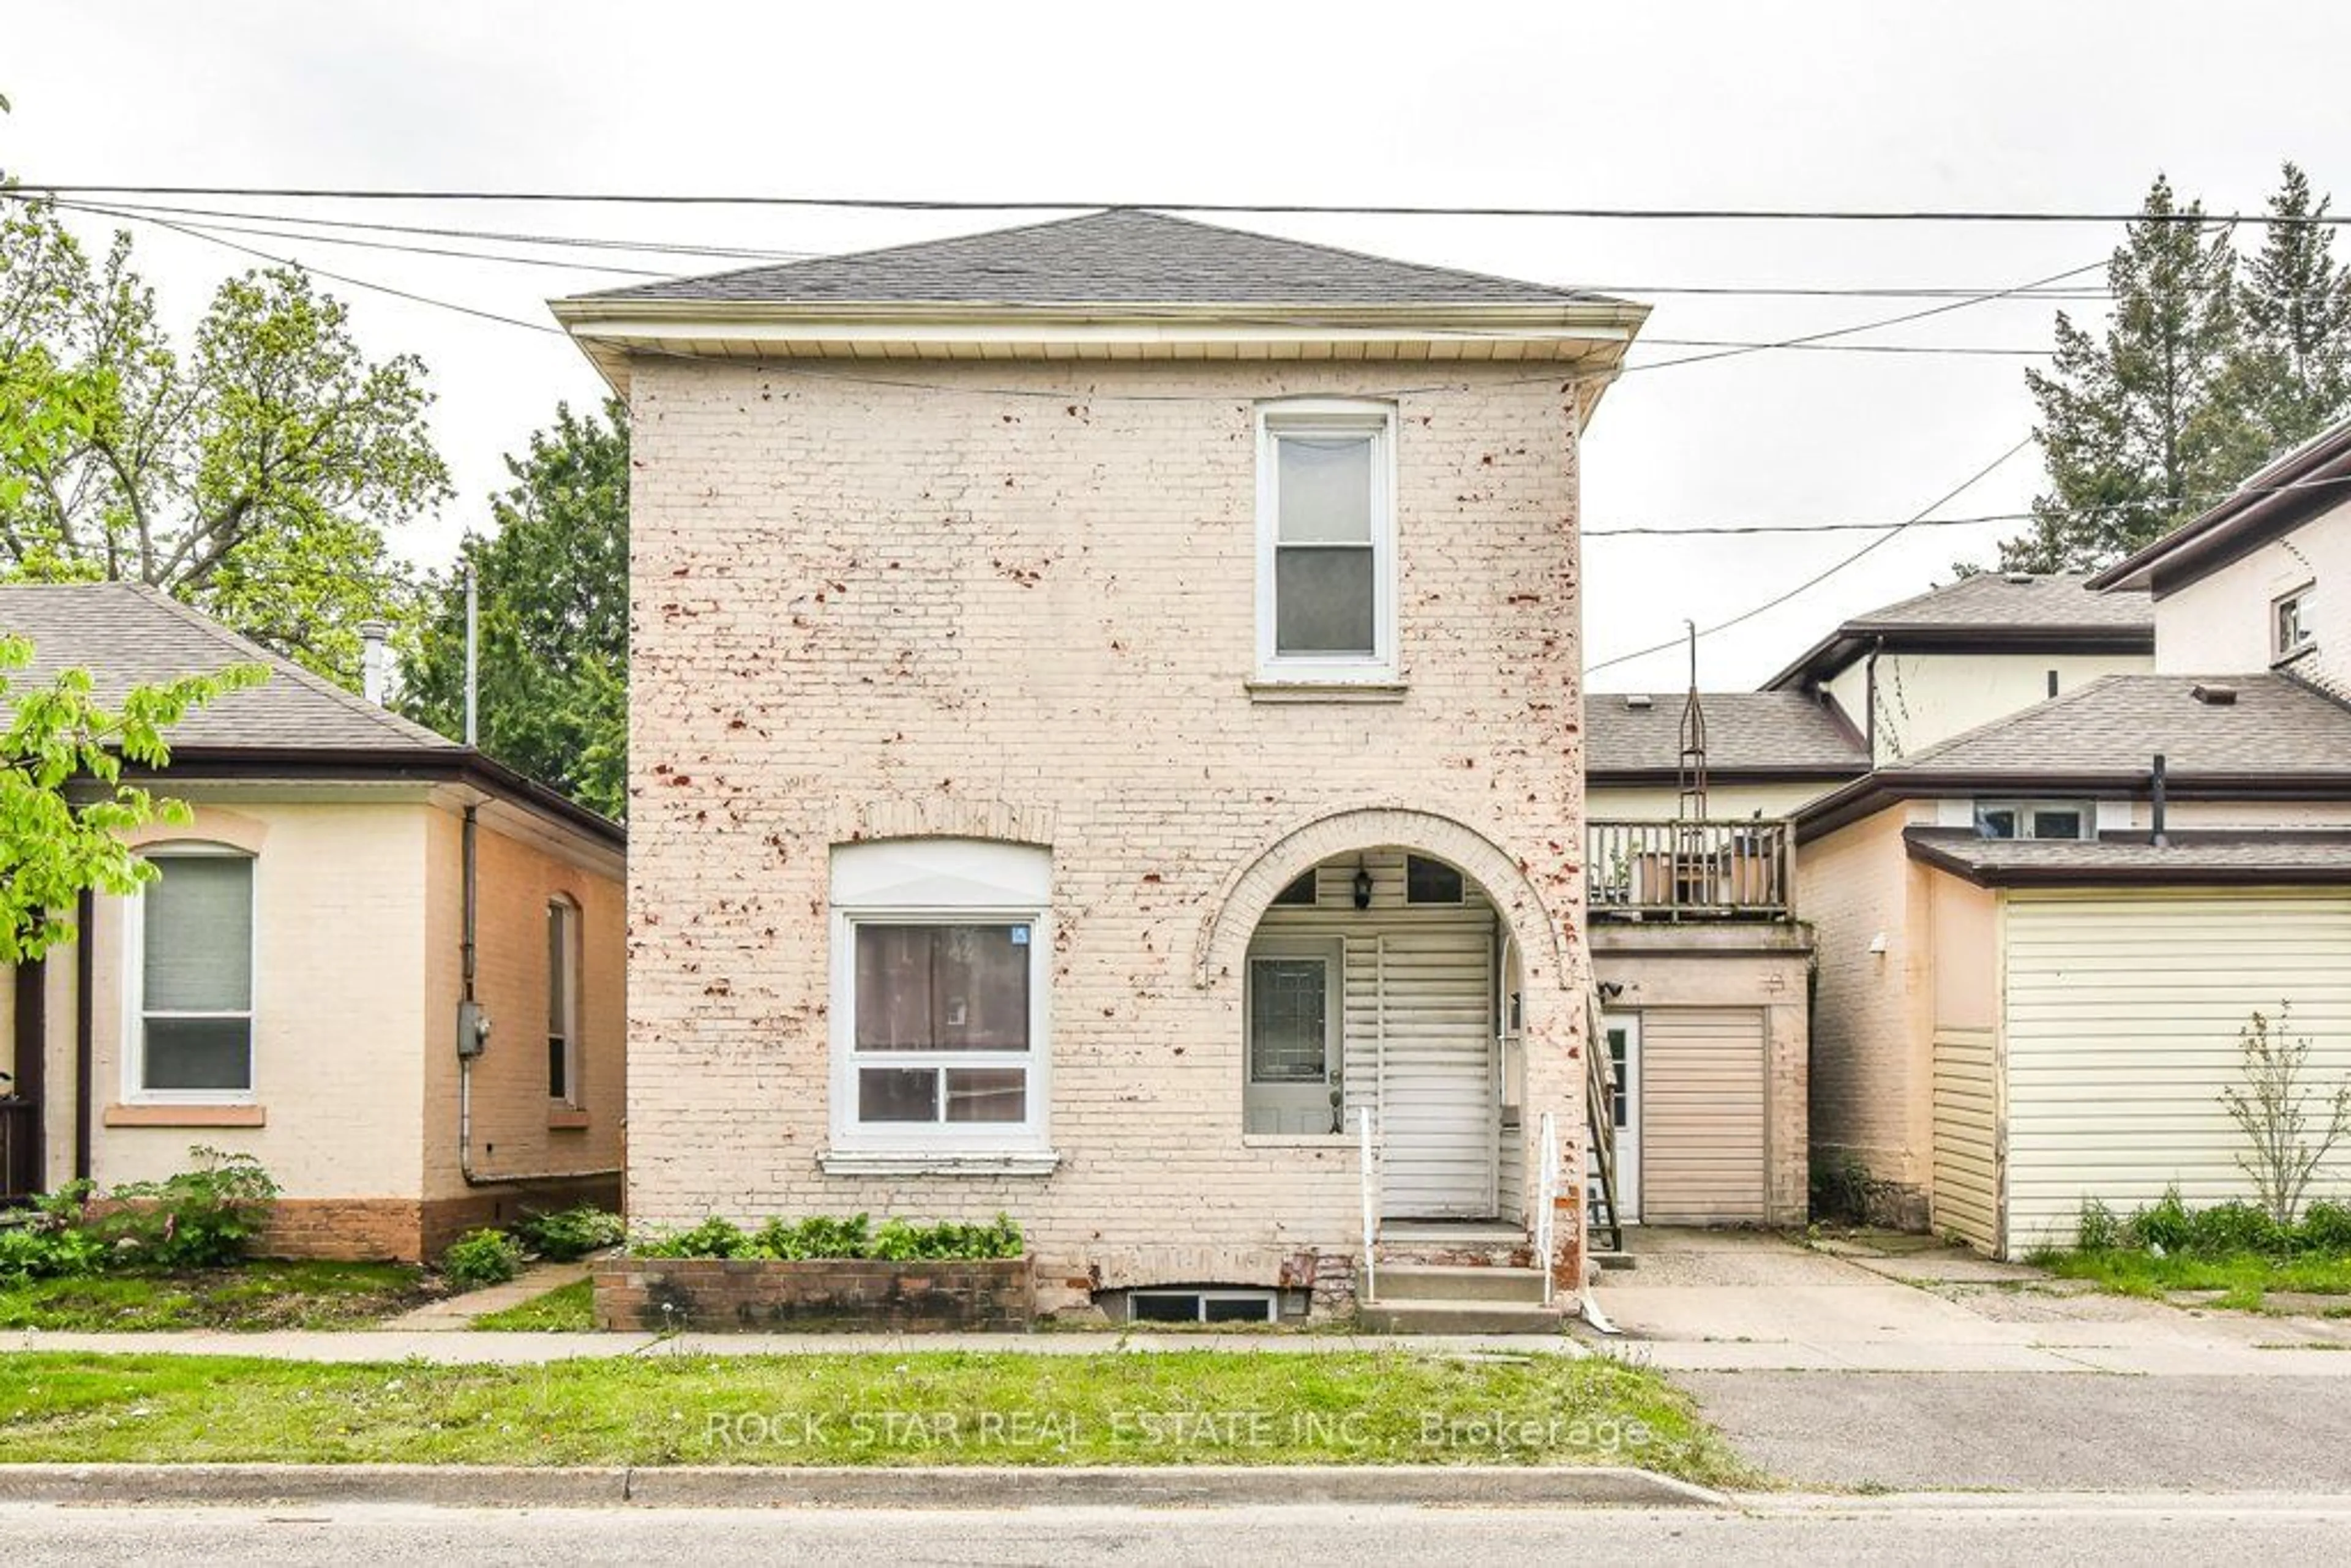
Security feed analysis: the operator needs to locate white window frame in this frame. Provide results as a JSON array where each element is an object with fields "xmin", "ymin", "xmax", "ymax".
[
  {"xmin": 122, "ymin": 842, "xmax": 257, "ymax": 1105},
  {"xmin": 1254, "ymin": 400, "xmax": 1400, "ymax": 685},
  {"xmin": 827, "ymin": 841, "xmax": 1052, "ymax": 1157},
  {"xmin": 2274, "ymin": 583, "xmax": 2316, "ymax": 663},
  {"xmin": 1973, "ymin": 800, "xmax": 2095, "ymax": 841},
  {"xmin": 547, "ymin": 896, "xmax": 582, "ymax": 1108}
]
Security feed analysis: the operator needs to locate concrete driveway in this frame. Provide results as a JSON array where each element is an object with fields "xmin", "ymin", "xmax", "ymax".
[
  {"xmin": 1585, "ymin": 1226, "xmax": 2351, "ymax": 1373},
  {"xmin": 1589, "ymin": 1228, "xmax": 2351, "ymax": 1491}
]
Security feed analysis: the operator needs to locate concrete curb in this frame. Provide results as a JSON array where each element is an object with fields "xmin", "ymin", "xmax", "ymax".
[{"xmin": 0, "ymin": 1463, "xmax": 1726, "ymax": 1511}]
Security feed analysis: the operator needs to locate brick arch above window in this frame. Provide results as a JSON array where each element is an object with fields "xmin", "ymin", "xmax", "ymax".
[
  {"xmin": 829, "ymin": 796, "xmax": 1057, "ymax": 851},
  {"xmin": 1192, "ymin": 806, "xmax": 1569, "ymax": 989}
]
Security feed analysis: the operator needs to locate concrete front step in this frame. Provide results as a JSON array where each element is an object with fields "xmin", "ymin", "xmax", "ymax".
[
  {"xmin": 1370, "ymin": 1264, "xmax": 1548, "ymax": 1304},
  {"xmin": 1357, "ymin": 1300, "xmax": 1565, "ymax": 1335}
]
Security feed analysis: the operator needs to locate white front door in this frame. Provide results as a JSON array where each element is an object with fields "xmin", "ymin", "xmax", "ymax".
[
  {"xmin": 1243, "ymin": 940, "xmax": 1344, "ymax": 1135},
  {"xmin": 1597, "ymin": 1012, "xmax": 1641, "ymax": 1221},
  {"xmin": 1379, "ymin": 929, "xmax": 1498, "ymax": 1218}
]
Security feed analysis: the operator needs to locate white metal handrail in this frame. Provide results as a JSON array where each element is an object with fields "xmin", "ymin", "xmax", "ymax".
[
  {"xmin": 1534, "ymin": 1109, "xmax": 1562, "ymax": 1308},
  {"xmin": 1359, "ymin": 1106, "xmax": 1379, "ymax": 1307}
]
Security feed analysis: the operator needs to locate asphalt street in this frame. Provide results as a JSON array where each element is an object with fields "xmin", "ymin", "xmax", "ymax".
[{"xmin": 8, "ymin": 1500, "xmax": 2351, "ymax": 1566}]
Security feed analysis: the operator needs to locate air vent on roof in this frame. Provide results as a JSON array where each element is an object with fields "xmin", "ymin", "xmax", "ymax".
[
  {"xmin": 2002, "ymin": 572, "xmax": 2036, "ymax": 585},
  {"xmin": 2191, "ymin": 683, "xmax": 2238, "ymax": 706},
  {"xmin": 1623, "ymin": 694, "xmax": 1654, "ymax": 710}
]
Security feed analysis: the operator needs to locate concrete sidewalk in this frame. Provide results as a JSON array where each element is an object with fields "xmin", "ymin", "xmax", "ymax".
[
  {"xmin": 1583, "ymin": 1228, "xmax": 2351, "ymax": 1375},
  {"xmin": 1, "ymin": 1327, "xmax": 1588, "ymax": 1362}
]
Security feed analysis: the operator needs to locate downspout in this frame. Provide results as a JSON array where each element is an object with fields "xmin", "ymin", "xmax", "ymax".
[
  {"xmin": 73, "ymin": 888, "xmax": 93, "ymax": 1183},
  {"xmin": 2150, "ymin": 753, "xmax": 2169, "ymax": 849}
]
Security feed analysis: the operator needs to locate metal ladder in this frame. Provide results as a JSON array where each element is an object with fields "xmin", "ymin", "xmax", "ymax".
[{"xmin": 1584, "ymin": 988, "xmax": 1625, "ymax": 1255}]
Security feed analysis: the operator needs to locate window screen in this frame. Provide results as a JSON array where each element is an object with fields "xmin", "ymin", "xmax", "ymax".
[
  {"xmin": 1273, "ymin": 433, "xmax": 1376, "ymax": 656},
  {"xmin": 140, "ymin": 854, "xmax": 254, "ymax": 1092}
]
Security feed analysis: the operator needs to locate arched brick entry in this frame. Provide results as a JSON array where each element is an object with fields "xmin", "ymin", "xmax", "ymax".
[{"xmin": 1191, "ymin": 806, "xmax": 1569, "ymax": 990}]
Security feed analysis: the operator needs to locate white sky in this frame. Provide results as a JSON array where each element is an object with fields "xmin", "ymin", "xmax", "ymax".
[{"xmin": 8, "ymin": 1, "xmax": 2348, "ymax": 689}]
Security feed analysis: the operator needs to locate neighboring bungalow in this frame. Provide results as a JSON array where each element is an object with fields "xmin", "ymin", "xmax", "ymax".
[
  {"xmin": 1798, "ymin": 421, "xmax": 2351, "ymax": 1256},
  {"xmin": 0, "ymin": 584, "xmax": 625, "ymax": 1260},
  {"xmin": 1581, "ymin": 690, "xmax": 1867, "ymax": 1227},
  {"xmin": 1764, "ymin": 572, "xmax": 2154, "ymax": 763},
  {"xmin": 555, "ymin": 209, "xmax": 1651, "ymax": 1327}
]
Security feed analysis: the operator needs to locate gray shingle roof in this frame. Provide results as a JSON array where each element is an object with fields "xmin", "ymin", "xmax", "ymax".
[
  {"xmin": 1886, "ymin": 672, "xmax": 2351, "ymax": 778},
  {"xmin": 1842, "ymin": 571, "xmax": 2154, "ymax": 634},
  {"xmin": 0, "ymin": 583, "xmax": 458, "ymax": 753},
  {"xmin": 1584, "ymin": 691, "xmax": 1869, "ymax": 776},
  {"xmin": 1906, "ymin": 826, "xmax": 2351, "ymax": 886},
  {"xmin": 580, "ymin": 209, "xmax": 1605, "ymax": 308}
]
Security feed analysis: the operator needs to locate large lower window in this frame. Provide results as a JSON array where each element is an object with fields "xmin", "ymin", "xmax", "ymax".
[
  {"xmin": 130, "ymin": 849, "xmax": 255, "ymax": 1097},
  {"xmin": 829, "ymin": 839, "xmax": 1051, "ymax": 1152},
  {"xmin": 1256, "ymin": 401, "xmax": 1397, "ymax": 683}
]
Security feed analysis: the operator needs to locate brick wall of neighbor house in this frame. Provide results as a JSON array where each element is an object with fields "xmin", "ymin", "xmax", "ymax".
[
  {"xmin": 420, "ymin": 803, "xmax": 626, "ymax": 1239},
  {"xmin": 624, "ymin": 358, "xmax": 1591, "ymax": 1311},
  {"xmin": 1799, "ymin": 803, "xmax": 1937, "ymax": 1207}
]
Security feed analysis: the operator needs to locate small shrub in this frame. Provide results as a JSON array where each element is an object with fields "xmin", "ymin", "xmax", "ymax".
[
  {"xmin": 1810, "ymin": 1155, "xmax": 1875, "ymax": 1226},
  {"xmin": 2126, "ymin": 1187, "xmax": 2194, "ymax": 1255},
  {"xmin": 443, "ymin": 1228, "xmax": 527, "ymax": 1290},
  {"xmin": 104, "ymin": 1147, "xmax": 279, "ymax": 1268},
  {"xmin": 514, "ymin": 1206, "xmax": 626, "ymax": 1262},
  {"xmin": 2074, "ymin": 1197, "xmax": 2123, "ymax": 1253},
  {"xmin": 634, "ymin": 1216, "xmax": 756, "ymax": 1259},
  {"xmin": 2186, "ymin": 1200, "xmax": 2283, "ymax": 1258},
  {"xmin": 2300, "ymin": 1201, "xmax": 2351, "ymax": 1254}
]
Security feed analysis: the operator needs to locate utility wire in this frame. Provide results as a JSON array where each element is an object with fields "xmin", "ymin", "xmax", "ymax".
[
  {"xmin": 1583, "ymin": 440, "xmax": 2037, "ymax": 675},
  {"xmin": 15, "ymin": 184, "xmax": 2348, "ymax": 225},
  {"xmin": 1584, "ymin": 472, "xmax": 2351, "ymax": 538}
]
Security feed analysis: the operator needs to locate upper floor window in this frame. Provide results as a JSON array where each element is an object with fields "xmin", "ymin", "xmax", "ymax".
[
  {"xmin": 1974, "ymin": 801, "xmax": 2092, "ymax": 841},
  {"xmin": 129, "ymin": 849, "xmax": 255, "ymax": 1098},
  {"xmin": 547, "ymin": 898, "xmax": 580, "ymax": 1105},
  {"xmin": 829, "ymin": 839, "xmax": 1051, "ymax": 1152},
  {"xmin": 1256, "ymin": 402, "xmax": 1397, "ymax": 684},
  {"xmin": 2275, "ymin": 585, "xmax": 2315, "ymax": 662}
]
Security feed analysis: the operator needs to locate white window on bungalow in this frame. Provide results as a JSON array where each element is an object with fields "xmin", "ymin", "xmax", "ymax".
[
  {"xmin": 829, "ymin": 839, "xmax": 1051, "ymax": 1151},
  {"xmin": 547, "ymin": 897, "xmax": 580, "ymax": 1105},
  {"xmin": 1973, "ymin": 801, "xmax": 2093, "ymax": 841},
  {"xmin": 2275, "ymin": 583, "xmax": 2315, "ymax": 662},
  {"xmin": 127, "ymin": 848, "xmax": 255, "ymax": 1098},
  {"xmin": 1256, "ymin": 401, "xmax": 1398, "ymax": 683}
]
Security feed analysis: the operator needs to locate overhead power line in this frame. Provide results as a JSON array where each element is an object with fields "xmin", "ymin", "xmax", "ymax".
[
  {"xmin": 14, "ymin": 184, "xmax": 2348, "ymax": 225},
  {"xmin": 1583, "ymin": 440, "xmax": 2037, "ymax": 675},
  {"xmin": 1584, "ymin": 473, "xmax": 2351, "ymax": 538}
]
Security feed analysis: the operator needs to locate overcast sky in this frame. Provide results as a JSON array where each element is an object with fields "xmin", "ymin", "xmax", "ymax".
[{"xmin": 8, "ymin": 2, "xmax": 2348, "ymax": 689}]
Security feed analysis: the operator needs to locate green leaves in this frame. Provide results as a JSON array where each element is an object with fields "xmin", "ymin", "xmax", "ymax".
[
  {"xmin": 398, "ymin": 399, "xmax": 629, "ymax": 818},
  {"xmin": 0, "ymin": 634, "xmax": 266, "ymax": 962},
  {"xmin": 0, "ymin": 197, "xmax": 449, "ymax": 683}
]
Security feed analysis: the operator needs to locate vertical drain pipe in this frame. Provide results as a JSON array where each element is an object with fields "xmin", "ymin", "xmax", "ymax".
[{"xmin": 2150, "ymin": 753, "xmax": 2169, "ymax": 849}]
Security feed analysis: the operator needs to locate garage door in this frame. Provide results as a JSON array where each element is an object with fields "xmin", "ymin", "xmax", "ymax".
[
  {"xmin": 1640, "ymin": 1007, "xmax": 1769, "ymax": 1224},
  {"xmin": 2003, "ymin": 893, "xmax": 2351, "ymax": 1254}
]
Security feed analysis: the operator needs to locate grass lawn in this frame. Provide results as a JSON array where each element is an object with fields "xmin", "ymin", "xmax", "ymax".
[
  {"xmin": 0, "ymin": 1349, "xmax": 1753, "ymax": 1483},
  {"xmin": 470, "ymin": 1279, "xmax": 594, "ymax": 1332},
  {"xmin": 2037, "ymin": 1249, "xmax": 2351, "ymax": 1312},
  {"xmin": 0, "ymin": 1263, "xmax": 432, "ymax": 1332}
]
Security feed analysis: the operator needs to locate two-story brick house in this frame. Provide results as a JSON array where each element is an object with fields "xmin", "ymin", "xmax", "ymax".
[{"xmin": 555, "ymin": 210, "xmax": 1649, "ymax": 1324}]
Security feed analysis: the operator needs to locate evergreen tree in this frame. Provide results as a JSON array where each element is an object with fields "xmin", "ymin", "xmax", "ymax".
[
  {"xmin": 2229, "ymin": 162, "xmax": 2351, "ymax": 456},
  {"xmin": 399, "ymin": 401, "xmax": 629, "ymax": 819},
  {"xmin": 1998, "ymin": 176, "xmax": 2249, "ymax": 572}
]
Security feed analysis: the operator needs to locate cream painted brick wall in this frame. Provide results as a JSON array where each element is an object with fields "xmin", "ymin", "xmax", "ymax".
[
  {"xmin": 624, "ymin": 358, "xmax": 1592, "ymax": 1293},
  {"xmin": 1798, "ymin": 803, "xmax": 1937, "ymax": 1189}
]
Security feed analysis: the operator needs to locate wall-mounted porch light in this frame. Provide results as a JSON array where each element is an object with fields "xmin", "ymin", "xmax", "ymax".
[{"xmin": 1352, "ymin": 858, "xmax": 1374, "ymax": 910}]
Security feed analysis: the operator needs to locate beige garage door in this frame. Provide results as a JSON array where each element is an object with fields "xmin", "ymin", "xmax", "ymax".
[{"xmin": 1640, "ymin": 1007, "xmax": 1769, "ymax": 1224}]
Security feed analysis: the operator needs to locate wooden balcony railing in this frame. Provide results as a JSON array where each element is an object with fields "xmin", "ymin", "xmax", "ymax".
[{"xmin": 1586, "ymin": 819, "xmax": 1793, "ymax": 921}]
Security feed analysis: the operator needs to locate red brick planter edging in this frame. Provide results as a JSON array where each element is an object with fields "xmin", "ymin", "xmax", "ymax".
[{"xmin": 592, "ymin": 1254, "xmax": 1035, "ymax": 1332}]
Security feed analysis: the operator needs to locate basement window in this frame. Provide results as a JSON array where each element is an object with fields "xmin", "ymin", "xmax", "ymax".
[{"xmin": 1128, "ymin": 1288, "xmax": 1281, "ymax": 1324}]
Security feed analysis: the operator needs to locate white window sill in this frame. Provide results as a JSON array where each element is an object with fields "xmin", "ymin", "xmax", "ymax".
[
  {"xmin": 817, "ymin": 1148, "xmax": 1063, "ymax": 1178},
  {"xmin": 1245, "ymin": 680, "xmax": 1408, "ymax": 704},
  {"xmin": 2273, "ymin": 642, "xmax": 2317, "ymax": 669},
  {"xmin": 1241, "ymin": 1133, "xmax": 1354, "ymax": 1149}
]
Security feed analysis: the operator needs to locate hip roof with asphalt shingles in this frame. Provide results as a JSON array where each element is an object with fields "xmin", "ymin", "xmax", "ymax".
[{"xmin": 1584, "ymin": 690, "xmax": 1868, "ymax": 777}]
